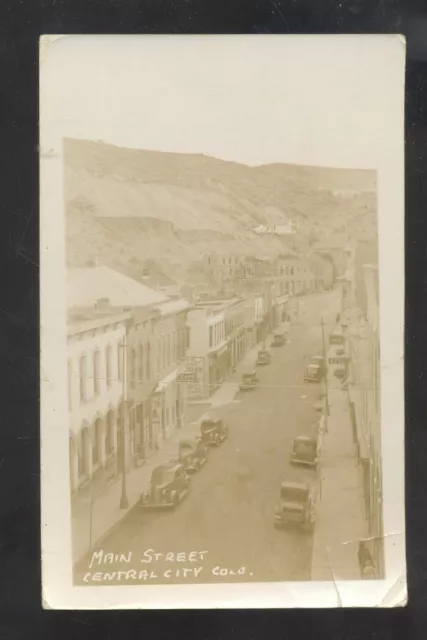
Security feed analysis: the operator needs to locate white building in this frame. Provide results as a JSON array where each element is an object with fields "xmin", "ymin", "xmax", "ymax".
[{"xmin": 67, "ymin": 309, "xmax": 130, "ymax": 493}]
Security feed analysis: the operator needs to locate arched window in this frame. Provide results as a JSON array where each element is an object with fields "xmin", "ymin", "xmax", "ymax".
[
  {"xmin": 106, "ymin": 346, "xmax": 113, "ymax": 387},
  {"xmin": 157, "ymin": 338, "xmax": 161, "ymax": 372},
  {"xmin": 79, "ymin": 355, "xmax": 87, "ymax": 402},
  {"xmin": 93, "ymin": 351, "xmax": 101, "ymax": 395},
  {"xmin": 139, "ymin": 344, "xmax": 144, "ymax": 381},
  {"xmin": 146, "ymin": 342, "xmax": 151, "ymax": 379},
  {"xmin": 78, "ymin": 427, "xmax": 89, "ymax": 477},
  {"xmin": 92, "ymin": 418, "xmax": 103, "ymax": 466},
  {"xmin": 105, "ymin": 411, "xmax": 115, "ymax": 456},
  {"xmin": 117, "ymin": 342, "xmax": 124, "ymax": 381},
  {"xmin": 131, "ymin": 348, "xmax": 137, "ymax": 388}
]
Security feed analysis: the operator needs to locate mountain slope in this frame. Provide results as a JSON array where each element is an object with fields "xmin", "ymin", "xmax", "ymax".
[{"xmin": 65, "ymin": 138, "xmax": 377, "ymax": 281}]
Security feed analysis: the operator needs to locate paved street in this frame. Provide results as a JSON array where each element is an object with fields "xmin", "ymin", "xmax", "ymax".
[{"xmin": 74, "ymin": 289, "xmax": 340, "ymax": 586}]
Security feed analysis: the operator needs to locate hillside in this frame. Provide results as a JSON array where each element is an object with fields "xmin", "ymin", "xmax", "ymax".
[{"xmin": 64, "ymin": 138, "xmax": 377, "ymax": 282}]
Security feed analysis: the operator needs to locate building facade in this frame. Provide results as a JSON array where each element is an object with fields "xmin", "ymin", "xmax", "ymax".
[
  {"xmin": 347, "ymin": 263, "xmax": 383, "ymax": 576},
  {"xmin": 185, "ymin": 296, "xmax": 246, "ymax": 397},
  {"xmin": 67, "ymin": 310, "xmax": 131, "ymax": 494},
  {"xmin": 275, "ymin": 254, "xmax": 315, "ymax": 296},
  {"xmin": 68, "ymin": 266, "xmax": 193, "ymax": 496}
]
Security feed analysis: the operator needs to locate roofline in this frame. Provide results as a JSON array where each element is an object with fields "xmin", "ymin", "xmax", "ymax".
[{"xmin": 67, "ymin": 310, "xmax": 132, "ymax": 336}]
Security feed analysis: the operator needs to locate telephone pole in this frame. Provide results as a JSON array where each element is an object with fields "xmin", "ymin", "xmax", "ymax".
[{"xmin": 320, "ymin": 317, "xmax": 330, "ymax": 433}]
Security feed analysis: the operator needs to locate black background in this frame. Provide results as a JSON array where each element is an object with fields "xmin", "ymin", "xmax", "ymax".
[{"xmin": 1, "ymin": 0, "xmax": 426, "ymax": 638}]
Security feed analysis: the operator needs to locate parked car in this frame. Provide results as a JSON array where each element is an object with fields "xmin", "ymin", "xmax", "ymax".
[
  {"xmin": 274, "ymin": 481, "xmax": 316, "ymax": 530},
  {"xmin": 200, "ymin": 416, "xmax": 228, "ymax": 446},
  {"xmin": 140, "ymin": 462, "xmax": 190, "ymax": 510},
  {"xmin": 272, "ymin": 331, "xmax": 286, "ymax": 347},
  {"xmin": 239, "ymin": 370, "xmax": 259, "ymax": 391},
  {"xmin": 304, "ymin": 363, "xmax": 322, "ymax": 382},
  {"xmin": 256, "ymin": 349, "xmax": 271, "ymax": 366},
  {"xmin": 310, "ymin": 356, "xmax": 326, "ymax": 374},
  {"xmin": 177, "ymin": 437, "xmax": 208, "ymax": 473},
  {"xmin": 290, "ymin": 435, "xmax": 320, "ymax": 467}
]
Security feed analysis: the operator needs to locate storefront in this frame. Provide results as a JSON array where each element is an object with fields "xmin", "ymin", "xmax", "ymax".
[{"xmin": 208, "ymin": 342, "xmax": 230, "ymax": 393}]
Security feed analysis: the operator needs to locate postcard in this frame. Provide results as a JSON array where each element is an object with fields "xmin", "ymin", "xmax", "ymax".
[{"xmin": 40, "ymin": 34, "xmax": 406, "ymax": 608}]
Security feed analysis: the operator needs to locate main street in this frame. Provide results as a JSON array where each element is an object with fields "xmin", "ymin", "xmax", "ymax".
[{"xmin": 74, "ymin": 289, "xmax": 340, "ymax": 586}]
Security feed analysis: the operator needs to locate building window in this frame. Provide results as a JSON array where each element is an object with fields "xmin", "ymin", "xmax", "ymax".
[
  {"xmin": 93, "ymin": 351, "xmax": 101, "ymax": 395},
  {"xmin": 105, "ymin": 412, "xmax": 114, "ymax": 456},
  {"xmin": 106, "ymin": 346, "xmax": 113, "ymax": 387},
  {"xmin": 92, "ymin": 419, "xmax": 102, "ymax": 466},
  {"xmin": 117, "ymin": 342, "xmax": 124, "ymax": 381},
  {"xmin": 78, "ymin": 427, "xmax": 89, "ymax": 477},
  {"xmin": 79, "ymin": 355, "xmax": 87, "ymax": 402},
  {"xmin": 167, "ymin": 335, "xmax": 171, "ymax": 366},
  {"xmin": 139, "ymin": 344, "xmax": 144, "ymax": 381},
  {"xmin": 209, "ymin": 326, "xmax": 213, "ymax": 347},
  {"xmin": 157, "ymin": 338, "xmax": 161, "ymax": 372},
  {"xmin": 162, "ymin": 336, "xmax": 166, "ymax": 369},
  {"xmin": 131, "ymin": 348, "xmax": 137, "ymax": 387},
  {"xmin": 68, "ymin": 359, "xmax": 73, "ymax": 410},
  {"xmin": 146, "ymin": 342, "xmax": 151, "ymax": 379}
]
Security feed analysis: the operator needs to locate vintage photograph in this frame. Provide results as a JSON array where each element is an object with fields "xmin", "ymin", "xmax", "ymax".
[{"xmin": 40, "ymin": 35, "xmax": 406, "ymax": 608}]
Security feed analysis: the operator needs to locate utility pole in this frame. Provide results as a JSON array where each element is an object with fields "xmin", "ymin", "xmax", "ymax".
[{"xmin": 320, "ymin": 316, "xmax": 330, "ymax": 433}]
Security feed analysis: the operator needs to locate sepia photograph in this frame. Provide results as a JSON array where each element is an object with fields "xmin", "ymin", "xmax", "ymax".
[{"xmin": 40, "ymin": 35, "xmax": 406, "ymax": 608}]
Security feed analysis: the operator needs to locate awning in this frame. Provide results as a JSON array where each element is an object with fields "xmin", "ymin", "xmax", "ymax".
[{"xmin": 155, "ymin": 368, "xmax": 178, "ymax": 393}]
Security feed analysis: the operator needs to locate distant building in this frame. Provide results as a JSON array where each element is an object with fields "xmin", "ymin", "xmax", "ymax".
[
  {"xmin": 202, "ymin": 253, "xmax": 244, "ymax": 286},
  {"xmin": 312, "ymin": 241, "xmax": 347, "ymax": 277},
  {"xmin": 309, "ymin": 253, "xmax": 334, "ymax": 290},
  {"xmin": 186, "ymin": 295, "xmax": 246, "ymax": 397},
  {"xmin": 275, "ymin": 254, "xmax": 315, "ymax": 296}
]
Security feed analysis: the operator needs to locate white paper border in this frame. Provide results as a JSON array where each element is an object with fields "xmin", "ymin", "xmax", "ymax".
[{"xmin": 40, "ymin": 34, "xmax": 406, "ymax": 609}]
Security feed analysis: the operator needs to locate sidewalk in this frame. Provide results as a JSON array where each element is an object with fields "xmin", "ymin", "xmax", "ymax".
[
  {"xmin": 72, "ymin": 336, "xmax": 265, "ymax": 565},
  {"xmin": 311, "ymin": 368, "xmax": 369, "ymax": 581}
]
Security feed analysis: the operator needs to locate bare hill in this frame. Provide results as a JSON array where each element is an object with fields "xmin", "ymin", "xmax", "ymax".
[{"xmin": 64, "ymin": 138, "xmax": 377, "ymax": 282}]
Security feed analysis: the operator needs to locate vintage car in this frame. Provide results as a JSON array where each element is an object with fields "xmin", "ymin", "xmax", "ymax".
[
  {"xmin": 200, "ymin": 416, "xmax": 228, "ymax": 446},
  {"xmin": 256, "ymin": 349, "xmax": 271, "ymax": 366},
  {"xmin": 140, "ymin": 462, "xmax": 190, "ymax": 510},
  {"xmin": 274, "ymin": 481, "xmax": 316, "ymax": 530},
  {"xmin": 311, "ymin": 355, "xmax": 326, "ymax": 373},
  {"xmin": 304, "ymin": 363, "xmax": 322, "ymax": 382},
  {"xmin": 177, "ymin": 437, "xmax": 208, "ymax": 473},
  {"xmin": 272, "ymin": 331, "xmax": 286, "ymax": 347},
  {"xmin": 239, "ymin": 370, "xmax": 259, "ymax": 391},
  {"xmin": 290, "ymin": 435, "xmax": 320, "ymax": 467}
]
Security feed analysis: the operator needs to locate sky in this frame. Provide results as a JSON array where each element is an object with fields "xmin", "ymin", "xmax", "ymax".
[{"xmin": 40, "ymin": 34, "xmax": 404, "ymax": 169}]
